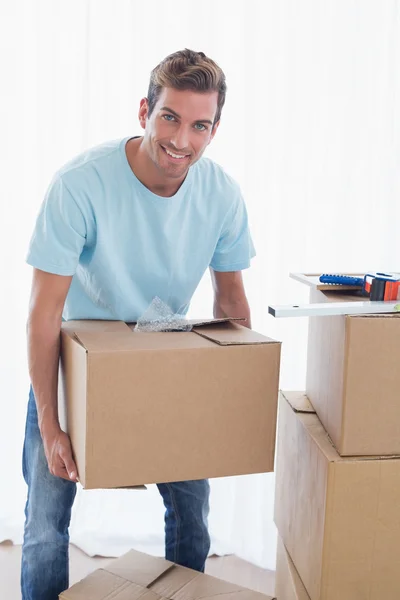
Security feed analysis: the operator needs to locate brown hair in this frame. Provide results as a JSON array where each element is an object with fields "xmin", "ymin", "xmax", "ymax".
[{"xmin": 147, "ymin": 49, "xmax": 227, "ymax": 126}]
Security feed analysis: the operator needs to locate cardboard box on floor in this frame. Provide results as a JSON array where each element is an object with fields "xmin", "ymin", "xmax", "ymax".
[
  {"xmin": 275, "ymin": 536, "xmax": 310, "ymax": 600},
  {"xmin": 306, "ymin": 287, "xmax": 400, "ymax": 455},
  {"xmin": 59, "ymin": 549, "xmax": 276, "ymax": 600},
  {"xmin": 59, "ymin": 318, "xmax": 281, "ymax": 489},
  {"xmin": 274, "ymin": 391, "xmax": 400, "ymax": 600}
]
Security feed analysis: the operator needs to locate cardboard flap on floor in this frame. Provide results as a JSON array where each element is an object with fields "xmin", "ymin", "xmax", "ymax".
[
  {"xmin": 103, "ymin": 551, "xmax": 272, "ymax": 600},
  {"xmin": 165, "ymin": 571, "xmax": 264, "ymax": 600},
  {"xmin": 59, "ymin": 568, "xmax": 144, "ymax": 600},
  {"xmin": 104, "ymin": 550, "xmax": 175, "ymax": 586},
  {"xmin": 60, "ymin": 549, "xmax": 276, "ymax": 600}
]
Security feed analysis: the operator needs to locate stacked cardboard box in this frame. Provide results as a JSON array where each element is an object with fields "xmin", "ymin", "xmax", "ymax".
[
  {"xmin": 59, "ymin": 317, "xmax": 281, "ymax": 489},
  {"xmin": 306, "ymin": 288, "xmax": 400, "ymax": 456},
  {"xmin": 274, "ymin": 286, "xmax": 400, "ymax": 599},
  {"xmin": 275, "ymin": 536, "xmax": 310, "ymax": 600}
]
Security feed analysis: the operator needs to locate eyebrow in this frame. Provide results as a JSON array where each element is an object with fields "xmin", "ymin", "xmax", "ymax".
[{"xmin": 160, "ymin": 106, "xmax": 214, "ymax": 126}]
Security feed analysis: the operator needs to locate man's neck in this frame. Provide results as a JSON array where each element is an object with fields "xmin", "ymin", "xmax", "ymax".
[{"xmin": 125, "ymin": 137, "xmax": 186, "ymax": 197}]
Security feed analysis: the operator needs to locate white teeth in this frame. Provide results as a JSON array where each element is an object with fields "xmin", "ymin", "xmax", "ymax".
[{"xmin": 165, "ymin": 148, "xmax": 187, "ymax": 159}]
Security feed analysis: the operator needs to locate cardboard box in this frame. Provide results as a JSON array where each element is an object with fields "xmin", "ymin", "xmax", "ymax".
[
  {"xmin": 306, "ymin": 288, "xmax": 400, "ymax": 455},
  {"xmin": 59, "ymin": 318, "xmax": 281, "ymax": 489},
  {"xmin": 274, "ymin": 391, "xmax": 400, "ymax": 600},
  {"xmin": 60, "ymin": 549, "xmax": 276, "ymax": 600},
  {"xmin": 275, "ymin": 536, "xmax": 310, "ymax": 600}
]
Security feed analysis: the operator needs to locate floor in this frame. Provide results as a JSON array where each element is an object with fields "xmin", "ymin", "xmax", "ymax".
[{"xmin": 0, "ymin": 540, "xmax": 276, "ymax": 598}]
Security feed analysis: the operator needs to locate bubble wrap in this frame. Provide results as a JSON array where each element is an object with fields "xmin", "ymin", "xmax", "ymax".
[{"xmin": 134, "ymin": 297, "xmax": 193, "ymax": 332}]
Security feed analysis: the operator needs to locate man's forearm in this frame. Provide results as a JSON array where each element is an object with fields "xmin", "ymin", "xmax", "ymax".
[
  {"xmin": 213, "ymin": 297, "xmax": 252, "ymax": 329},
  {"xmin": 27, "ymin": 314, "xmax": 62, "ymax": 436}
]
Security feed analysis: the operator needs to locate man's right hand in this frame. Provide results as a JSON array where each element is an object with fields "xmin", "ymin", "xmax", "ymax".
[
  {"xmin": 42, "ymin": 427, "xmax": 79, "ymax": 482},
  {"xmin": 27, "ymin": 268, "xmax": 78, "ymax": 483}
]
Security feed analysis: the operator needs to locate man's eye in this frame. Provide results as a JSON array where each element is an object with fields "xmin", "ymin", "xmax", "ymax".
[
  {"xmin": 163, "ymin": 114, "xmax": 175, "ymax": 122},
  {"xmin": 194, "ymin": 123, "xmax": 207, "ymax": 131}
]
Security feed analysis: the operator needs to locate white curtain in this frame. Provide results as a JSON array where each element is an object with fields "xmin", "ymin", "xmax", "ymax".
[{"xmin": 1, "ymin": 0, "xmax": 399, "ymax": 572}]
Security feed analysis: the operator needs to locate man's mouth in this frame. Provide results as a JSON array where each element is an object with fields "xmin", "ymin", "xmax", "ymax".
[{"xmin": 161, "ymin": 146, "xmax": 190, "ymax": 161}]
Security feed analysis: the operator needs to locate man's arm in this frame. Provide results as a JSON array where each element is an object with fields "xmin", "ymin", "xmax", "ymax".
[
  {"xmin": 27, "ymin": 268, "xmax": 79, "ymax": 481},
  {"xmin": 210, "ymin": 268, "xmax": 251, "ymax": 329}
]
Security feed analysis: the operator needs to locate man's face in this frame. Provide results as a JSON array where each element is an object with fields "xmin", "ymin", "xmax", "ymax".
[{"xmin": 139, "ymin": 87, "xmax": 220, "ymax": 180}]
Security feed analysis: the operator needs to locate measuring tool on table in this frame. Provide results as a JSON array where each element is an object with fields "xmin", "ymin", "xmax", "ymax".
[{"xmin": 268, "ymin": 272, "xmax": 400, "ymax": 318}]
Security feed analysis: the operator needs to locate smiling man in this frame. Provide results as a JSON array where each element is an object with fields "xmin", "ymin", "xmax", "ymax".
[{"xmin": 22, "ymin": 49, "xmax": 256, "ymax": 600}]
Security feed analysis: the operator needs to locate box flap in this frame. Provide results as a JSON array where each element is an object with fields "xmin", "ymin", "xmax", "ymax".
[
  {"xmin": 62, "ymin": 321, "xmax": 133, "ymax": 352},
  {"xmin": 187, "ymin": 317, "xmax": 245, "ymax": 327},
  {"xmin": 71, "ymin": 331, "xmax": 130, "ymax": 352},
  {"xmin": 62, "ymin": 320, "xmax": 131, "ymax": 334},
  {"xmin": 61, "ymin": 550, "xmax": 276, "ymax": 599},
  {"xmin": 280, "ymin": 391, "xmax": 315, "ymax": 413},
  {"xmin": 149, "ymin": 563, "xmax": 274, "ymax": 600},
  {"xmin": 68, "ymin": 329, "xmax": 215, "ymax": 353},
  {"xmin": 104, "ymin": 550, "xmax": 175, "ymax": 586},
  {"xmin": 62, "ymin": 319, "xmax": 242, "ymax": 352},
  {"xmin": 279, "ymin": 392, "xmax": 400, "ymax": 463},
  {"xmin": 59, "ymin": 568, "xmax": 147, "ymax": 600},
  {"xmin": 166, "ymin": 570, "xmax": 271, "ymax": 600},
  {"xmin": 279, "ymin": 392, "xmax": 340, "ymax": 462},
  {"xmin": 63, "ymin": 319, "xmax": 277, "ymax": 351},
  {"xmin": 193, "ymin": 321, "xmax": 278, "ymax": 346}
]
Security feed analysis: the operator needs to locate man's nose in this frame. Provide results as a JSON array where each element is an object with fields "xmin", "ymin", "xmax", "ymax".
[{"xmin": 170, "ymin": 125, "xmax": 190, "ymax": 151}]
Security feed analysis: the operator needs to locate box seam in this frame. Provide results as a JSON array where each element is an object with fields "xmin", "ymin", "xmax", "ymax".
[
  {"xmin": 322, "ymin": 462, "xmax": 336, "ymax": 599},
  {"xmin": 339, "ymin": 317, "xmax": 351, "ymax": 454},
  {"xmin": 367, "ymin": 462, "xmax": 383, "ymax": 600}
]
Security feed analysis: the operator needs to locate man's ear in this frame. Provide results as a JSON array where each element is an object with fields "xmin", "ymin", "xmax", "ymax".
[
  {"xmin": 138, "ymin": 98, "xmax": 149, "ymax": 130},
  {"xmin": 209, "ymin": 120, "xmax": 220, "ymax": 143}
]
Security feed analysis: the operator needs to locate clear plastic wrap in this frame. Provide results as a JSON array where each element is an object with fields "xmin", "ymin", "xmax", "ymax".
[{"xmin": 134, "ymin": 297, "xmax": 193, "ymax": 332}]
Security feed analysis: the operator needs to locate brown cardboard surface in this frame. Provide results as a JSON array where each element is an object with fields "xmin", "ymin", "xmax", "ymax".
[
  {"xmin": 60, "ymin": 549, "xmax": 275, "ymax": 600},
  {"xmin": 279, "ymin": 391, "xmax": 314, "ymax": 413},
  {"xmin": 306, "ymin": 288, "xmax": 400, "ymax": 455},
  {"xmin": 275, "ymin": 537, "xmax": 310, "ymax": 600},
  {"xmin": 193, "ymin": 321, "xmax": 276, "ymax": 345},
  {"xmin": 59, "ymin": 319, "xmax": 281, "ymax": 489},
  {"xmin": 275, "ymin": 391, "xmax": 400, "ymax": 600},
  {"xmin": 58, "ymin": 331, "xmax": 87, "ymax": 472}
]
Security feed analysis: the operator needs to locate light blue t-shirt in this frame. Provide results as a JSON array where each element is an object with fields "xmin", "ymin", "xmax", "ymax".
[{"xmin": 26, "ymin": 137, "xmax": 256, "ymax": 321}]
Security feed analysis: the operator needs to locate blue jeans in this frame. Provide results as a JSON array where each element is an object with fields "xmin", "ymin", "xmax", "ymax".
[{"xmin": 21, "ymin": 387, "xmax": 211, "ymax": 600}]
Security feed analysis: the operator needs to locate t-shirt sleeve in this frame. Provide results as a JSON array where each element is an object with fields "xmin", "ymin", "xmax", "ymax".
[
  {"xmin": 210, "ymin": 192, "xmax": 256, "ymax": 272},
  {"xmin": 26, "ymin": 175, "xmax": 87, "ymax": 276}
]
